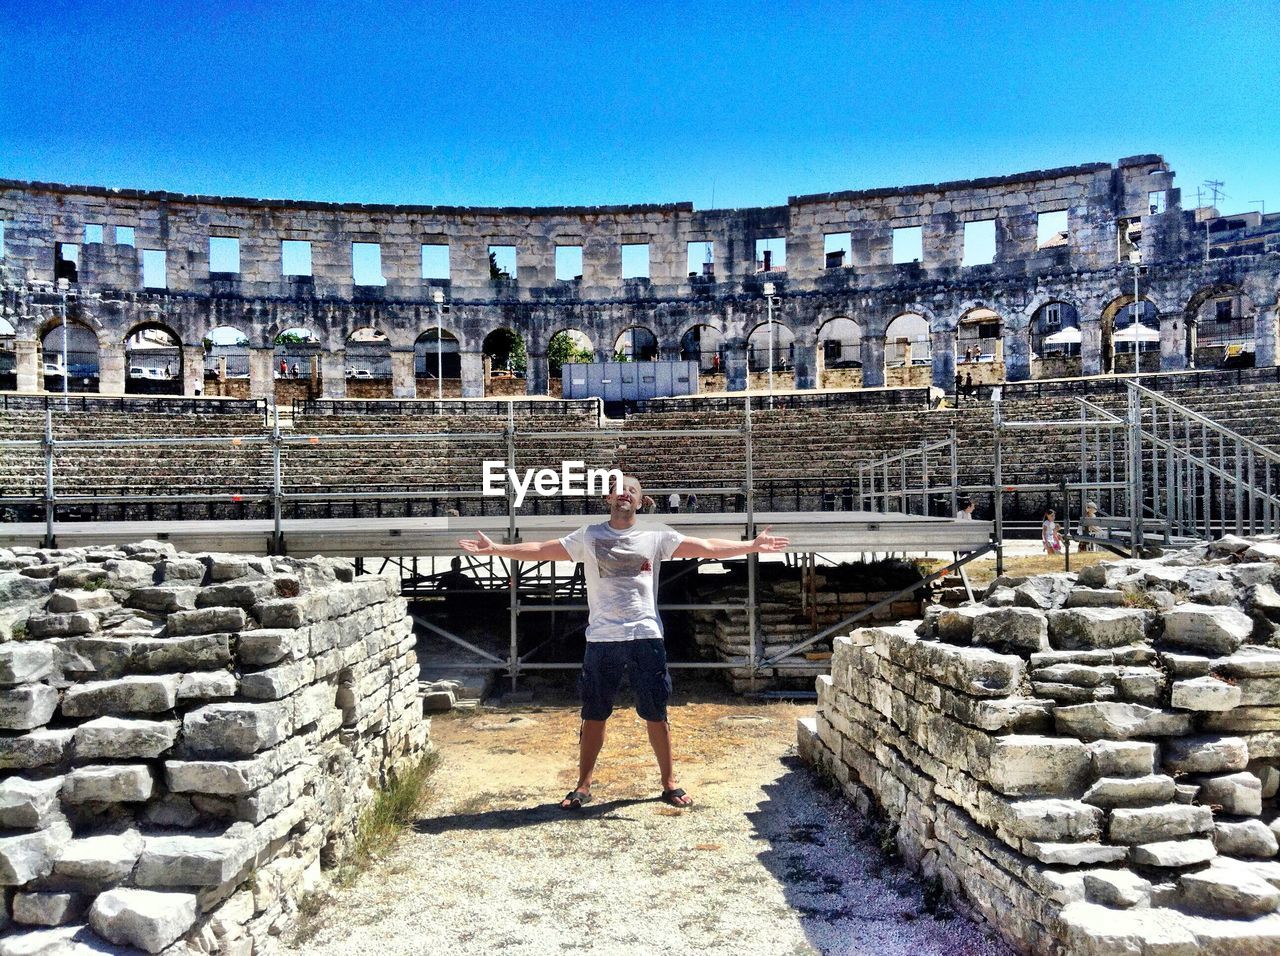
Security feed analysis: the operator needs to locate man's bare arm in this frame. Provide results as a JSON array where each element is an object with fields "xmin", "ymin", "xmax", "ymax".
[
  {"xmin": 457, "ymin": 531, "xmax": 571, "ymax": 562},
  {"xmin": 674, "ymin": 526, "xmax": 789, "ymax": 559}
]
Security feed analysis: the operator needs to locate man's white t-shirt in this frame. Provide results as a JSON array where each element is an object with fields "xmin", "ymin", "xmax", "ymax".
[{"xmin": 559, "ymin": 521, "xmax": 685, "ymax": 643}]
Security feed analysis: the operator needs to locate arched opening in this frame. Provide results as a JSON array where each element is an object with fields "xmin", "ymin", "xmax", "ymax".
[
  {"xmin": 203, "ymin": 326, "xmax": 250, "ymax": 399},
  {"xmin": 40, "ymin": 318, "xmax": 100, "ymax": 393},
  {"xmin": 679, "ymin": 324, "xmax": 724, "ymax": 373},
  {"xmin": 956, "ymin": 308, "xmax": 1004, "ymax": 386},
  {"xmin": 816, "ymin": 317, "xmax": 862, "ymax": 388},
  {"xmin": 124, "ymin": 323, "xmax": 182, "ymax": 395},
  {"xmin": 747, "ymin": 320, "xmax": 795, "ymax": 389},
  {"xmin": 482, "ymin": 328, "xmax": 527, "ymax": 396},
  {"xmin": 0, "ymin": 316, "xmax": 15, "ymax": 390},
  {"xmin": 1029, "ymin": 302, "xmax": 1081, "ymax": 379},
  {"xmin": 1101, "ymin": 296, "xmax": 1159, "ymax": 374},
  {"xmin": 1190, "ymin": 287, "xmax": 1255, "ymax": 369},
  {"xmin": 548, "ymin": 329, "xmax": 593, "ymax": 397},
  {"xmin": 273, "ymin": 327, "xmax": 322, "ymax": 398},
  {"xmin": 415, "ymin": 327, "xmax": 461, "ymax": 398},
  {"xmin": 884, "ymin": 313, "xmax": 930, "ymax": 368},
  {"xmin": 612, "ymin": 326, "xmax": 658, "ymax": 362},
  {"xmin": 345, "ymin": 327, "xmax": 392, "ymax": 397}
]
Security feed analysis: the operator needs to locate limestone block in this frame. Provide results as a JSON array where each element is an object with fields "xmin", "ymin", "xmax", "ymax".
[
  {"xmin": 1047, "ymin": 608, "xmax": 1149, "ymax": 651},
  {"xmin": 0, "ymin": 685, "xmax": 58, "ymax": 731},
  {"xmin": 62, "ymin": 764, "xmax": 154, "ymax": 803},
  {"xmin": 1064, "ymin": 588, "xmax": 1126, "ymax": 609},
  {"xmin": 1054, "ymin": 702, "xmax": 1191, "ymax": 741},
  {"xmin": 103, "ymin": 558, "xmax": 156, "ymax": 590},
  {"xmin": 238, "ymin": 660, "xmax": 314, "ymax": 700},
  {"xmin": 166, "ymin": 607, "xmax": 246, "ymax": 637},
  {"xmin": 25, "ymin": 612, "xmax": 97, "ymax": 639},
  {"xmin": 1238, "ymin": 677, "xmax": 1280, "ymax": 706},
  {"xmin": 0, "ymin": 926, "xmax": 85, "ymax": 953},
  {"xmin": 1082, "ymin": 774, "xmax": 1176, "ymax": 808},
  {"xmin": 11, "ymin": 891, "xmax": 87, "ymax": 927},
  {"xmin": 1211, "ymin": 534, "xmax": 1253, "ymax": 555},
  {"xmin": 1088, "ymin": 740, "xmax": 1156, "ymax": 777},
  {"xmin": 236, "ymin": 628, "xmax": 306, "ymax": 666},
  {"xmin": 125, "ymin": 586, "xmax": 199, "ymax": 613},
  {"xmin": 1162, "ymin": 605, "xmax": 1253, "ymax": 656},
  {"xmin": 1171, "ymin": 676, "xmax": 1243, "ymax": 712},
  {"xmin": 0, "ymin": 728, "xmax": 75, "ymax": 770},
  {"xmin": 873, "ymin": 626, "xmax": 1024, "ymax": 698},
  {"xmin": 130, "ymin": 634, "xmax": 232, "ymax": 673},
  {"xmin": 1215, "ymin": 820, "xmax": 1279, "ymax": 859},
  {"xmin": 135, "ymin": 834, "xmax": 253, "ymax": 887},
  {"xmin": 1060, "ymin": 900, "xmax": 1200, "ymax": 953},
  {"xmin": 0, "ymin": 572, "xmax": 55, "ymax": 604},
  {"xmin": 988, "ymin": 796, "xmax": 1103, "ymax": 841},
  {"xmin": 0, "ymin": 822, "xmax": 71, "ymax": 884},
  {"xmin": 1024, "ymin": 842, "xmax": 1127, "ymax": 865},
  {"xmin": 0, "ymin": 776, "xmax": 64, "ymax": 829},
  {"xmin": 971, "ymin": 608, "xmax": 1049, "ymax": 654},
  {"xmin": 61, "ymin": 675, "xmax": 178, "ymax": 717},
  {"xmin": 1179, "ymin": 858, "xmax": 1280, "ymax": 917},
  {"xmin": 89, "ymin": 888, "xmax": 199, "ymax": 953},
  {"xmin": 52, "ymin": 829, "xmax": 143, "ymax": 884},
  {"xmin": 0, "ymin": 645, "xmax": 56, "ymax": 686},
  {"xmin": 1082, "ymin": 869, "xmax": 1152, "ymax": 908},
  {"xmin": 207, "ymin": 555, "xmax": 270, "ymax": 582},
  {"xmin": 47, "ymin": 589, "xmax": 116, "ymax": 613},
  {"xmin": 74, "ymin": 716, "xmax": 179, "ymax": 760},
  {"xmin": 1198, "ymin": 771, "xmax": 1263, "ymax": 816},
  {"xmin": 1244, "ymin": 541, "xmax": 1280, "ymax": 563},
  {"xmin": 985, "ymin": 734, "xmax": 1091, "ymax": 796},
  {"xmin": 197, "ymin": 580, "xmax": 276, "ymax": 609},
  {"xmin": 176, "ymin": 671, "xmax": 238, "ymax": 702},
  {"xmin": 182, "ymin": 702, "xmax": 291, "ymax": 757},
  {"xmin": 1162, "ymin": 736, "xmax": 1249, "ymax": 774},
  {"xmin": 1032, "ymin": 662, "xmax": 1116, "ymax": 687},
  {"xmin": 1110, "ymin": 805, "xmax": 1214, "ymax": 844},
  {"xmin": 159, "ymin": 559, "xmax": 206, "ymax": 583},
  {"xmin": 1214, "ymin": 646, "xmax": 1280, "ymax": 678},
  {"xmin": 1164, "ymin": 652, "xmax": 1213, "ymax": 677},
  {"xmin": 1129, "ymin": 838, "xmax": 1216, "ymax": 867}
]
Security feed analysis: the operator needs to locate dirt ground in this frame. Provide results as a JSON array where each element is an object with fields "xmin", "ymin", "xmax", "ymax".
[
  {"xmin": 955, "ymin": 547, "xmax": 1110, "ymax": 586},
  {"xmin": 290, "ymin": 683, "xmax": 1011, "ymax": 956}
]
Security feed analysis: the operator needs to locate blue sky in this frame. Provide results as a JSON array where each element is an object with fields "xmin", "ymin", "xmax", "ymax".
[{"xmin": 1, "ymin": 0, "xmax": 1277, "ymax": 213}]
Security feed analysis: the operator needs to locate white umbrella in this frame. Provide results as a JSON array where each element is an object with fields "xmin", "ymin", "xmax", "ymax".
[
  {"xmin": 1113, "ymin": 324, "xmax": 1160, "ymax": 343},
  {"xmin": 1044, "ymin": 326, "xmax": 1082, "ymax": 345}
]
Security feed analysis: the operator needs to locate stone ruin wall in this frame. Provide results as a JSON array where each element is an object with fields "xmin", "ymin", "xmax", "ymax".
[
  {"xmin": 800, "ymin": 536, "xmax": 1280, "ymax": 955},
  {"xmin": 0, "ymin": 541, "xmax": 427, "ymax": 953}
]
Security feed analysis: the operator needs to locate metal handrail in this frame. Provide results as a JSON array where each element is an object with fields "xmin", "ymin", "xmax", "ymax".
[{"xmin": 1131, "ymin": 382, "xmax": 1280, "ymax": 467}]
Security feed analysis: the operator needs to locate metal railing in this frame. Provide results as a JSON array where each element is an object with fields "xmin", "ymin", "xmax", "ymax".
[{"xmin": 856, "ymin": 431, "xmax": 958, "ymax": 516}]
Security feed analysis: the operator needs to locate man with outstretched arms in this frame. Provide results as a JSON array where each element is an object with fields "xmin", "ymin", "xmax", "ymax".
[{"xmin": 458, "ymin": 474, "xmax": 788, "ymax": 809}]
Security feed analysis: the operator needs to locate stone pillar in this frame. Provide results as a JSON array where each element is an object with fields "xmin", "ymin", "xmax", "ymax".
[
  {"xmin": 1159, "ymin": 313, "xmax": 1187, "ymax": 371},
  {"xmin": 1255, "ymin": 307, "xmax": 1279, "ymax": 369},
  {"xmin": 321, "ymin": 350, "xmax": 347, "ymax": 399},
  {"xmin": 931, "ymin": 328, "xmax": 956, "ymax": 391},
  {"xmin": 526, "ymin": 352, "xmax": 548, "ymax": 396},
  {"xmin": 792, "ymin": 339, "xmax": 818, "ymax": 390},
  {"xmin": 861, "ymin": 336, "xmax": 885, "ymax": 388},
  {"xmin": 391, "ymin": 350, "xmax": 416, "ymax": 398},
  {"xmin": 249, "ymin": 348, "xmax": 276, "ymax": 401},
  {"xmin": 722, "ymin": 341, "xmax": 748, "ymax": 392},
  {"xmin": 460, "ymin": 351, "xmax": 485, "ymax": 398},
  {"xmin": 98, "ymin": 344, "xmax": 126, "ymax": 395},
  {"xmin": 14, "ymin": 339, "xmax": 40, "ymax": 393},
  {"xmin": 182, "ymin": 346, "xmax": 205, "ymax": 396},
  {"xmin": 1003, "ymin": 326, "xmax": 1031, "ymax": 382},
  {"xmin": 1080, "ymin": 317, "xmax": 1103, "ymax": 376}
]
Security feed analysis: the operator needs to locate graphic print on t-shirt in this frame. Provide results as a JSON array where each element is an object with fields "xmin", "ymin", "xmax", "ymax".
[{"xmin": 591, "ymin": 536, "xmax": 652, "ymax": 578}]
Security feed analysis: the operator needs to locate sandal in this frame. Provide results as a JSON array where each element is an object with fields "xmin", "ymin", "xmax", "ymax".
[
  {"xmin": 561, "ymin": 789, "xmax": 592, "ymax": 809},
  {"xmin": 660, "ymin": 787, "xmax": 693, "ymax": 808}
]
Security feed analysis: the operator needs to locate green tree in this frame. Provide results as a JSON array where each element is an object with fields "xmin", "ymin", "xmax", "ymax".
[
  {"xmin": 275, "ymin": 331, "xmax": 311, "ymax": 345},
  {"xmin": 548, "ymin": 333, "xmax": 593, "ymax": 377},
  {"xmin": 484, "ymin": 329, "xmax": 526, "ymax": 374}
]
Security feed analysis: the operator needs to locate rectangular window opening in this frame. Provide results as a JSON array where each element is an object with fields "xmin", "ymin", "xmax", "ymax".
[
  {"xmin": 1216, "ymin": 299, "xmax": 1235, "ymax": 323},
  {"xmin": 488, "ymin": 245, "xmax": 516, "ymax": 281},
  {"xmin": 686, "ymin": 241, "xmax": 713, "ymax": 278},
  {"xmin": 115, "ymin": 225, "xmax": 135, "ymax": 247},
  {"xmin": 84, "ymin": 224, "xmax": 104, "ymax": 244},
  {"xmin": 281, "ymin": 240, "xmax": 312, "ymax": 277},
  {"xmin": 209, "ymin": 236, "xmax": 240, "ymax": 274},
  {"xmin": 962, "ymin": 219, "xmax": 996, "ymax": 267},
  {"xmin": 556, "ymin": 245, "xmax": 583, "ymax": 281},
  {"xmin": 352, "ymin": 242, "xmax": 385, "ymax": 286},
  {"xmin": 622, "ymin": 243, "xmax": 650, "ymax": 280},
  {"xmin": 892, "ymin": 226, "xmax": 923, "ymax": 265},
  {"xmin": 1149, "ymin": 191, "xmax": 1168, "ymax": 215},
  {"xmin": 1036, "ymin": 210, "xmax": 1069, "ymax": 250},
  {"xmin": 55, "ymin": 243, "xmax": 80, "ymax": 282},
  {"xmin": 755, "ymin": 237, "xmax": 786, "ymax": 272},
  {"xmin": 824, "ymin": 232, "xmax": 852, "ymax": 269},
  {"xmin": 141, "ymin": 249, "xmax": 167, "ymax": 289},
  {"xmin": 421, "ymin": 243, "xmax": 449, "ymax": 280}
]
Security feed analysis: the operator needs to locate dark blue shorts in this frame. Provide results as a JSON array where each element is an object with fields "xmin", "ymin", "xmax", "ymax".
[{"xmin": 579, "ymin": 639, "xmax": 672, "ymax": 722}]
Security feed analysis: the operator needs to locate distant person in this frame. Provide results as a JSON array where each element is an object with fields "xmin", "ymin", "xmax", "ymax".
[
  {"xmin": 291, "ymin": 362, "xmax": 300, "ymax": 378},
  {"xmin": 668, "ymin": 492, "xmax": 681, "ymax": 513},
  {"xmin": 438, "ymin": 556, "xmax": 480, "ymax": 614},
  {"xmin": 712, "ymin": 353, "xmax": 721, "ymax": 373},
  {"xmin": 457, "ymin": 475, "xmax": 788, "ymax": 810},
  {"xmin": 687, "ymin": 493, "xmax": 698, "ymax": 513},
  {"xmin": 1080, "ymin": 501, "xmax": 1101, "ymax": 550},
  {"xmin": 164, "ymin": 361, "xmax": 172, "ymax": 379},
  {"xmin": 954, "ymin": 373, "xmax": 963, "ymax": 404},
  {"xmin": 956, "ymin": 498, "xmax": 975, "ymax": 520},
  {"xmin": 964, "ymin": 372, "xmax": 974, "ymax": 397},
  {"xmin": 279, "ymin": 358, "xmax": 287, "ymax": 377},
  {"xmin": 1042, "ymin": 509, "xmax": 1064, "ymax": 555}
]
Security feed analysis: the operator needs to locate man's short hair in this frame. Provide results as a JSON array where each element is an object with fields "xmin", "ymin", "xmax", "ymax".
[{"xmin": 958, "ymin": 498, "xmax": 973, "ymax": 510}]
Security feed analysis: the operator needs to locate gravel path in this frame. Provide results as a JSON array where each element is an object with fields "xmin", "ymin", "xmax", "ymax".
[{"xmin": 290, "ymin": 702, "xmax": 1012, "ymax": 956}]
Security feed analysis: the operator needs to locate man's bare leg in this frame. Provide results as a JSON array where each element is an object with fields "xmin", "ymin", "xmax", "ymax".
[
  {"xmin": 561, "ymin": 719, "xmax": 607, "ymax": 807},
  {"xmin": 646, "ymin": 719, "xmax": 692, "ymax": 806}
]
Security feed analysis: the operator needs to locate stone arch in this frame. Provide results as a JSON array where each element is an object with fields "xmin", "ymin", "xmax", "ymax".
[
  {"xmin": 482, "ymin": 327, "xmax": 527, "ymax": 394},
  {"xmin": 884, "ymin": 312, "xmax": 931, "ymax": 368},
  {"xmin": 547, "ymin": 328, "xmax": 594, "ymax": 396},
  {"xmin": 746, "ymin": 319, "xmax": 795, "ymax": 373},
  {"xmin": 814, "ymin": 316, "xmax": 863, "ymax": 388},
  {"xmin": 205, "ymin": 325, "xmax": 251, "ymax": 384},
  {"xmin": 677, "ymin": 322, "xmax": 725, "ymax": 373},
  {"xmin": 414, "ymin": 326, "xmax": 461, "ymax": 396},
  {"xmin": 612, "ymin": 325, "xmax": 658, "ymax": 362},
  {"xmin": 345, "ymin": 326, "xmax": 392, "ymax": 381},
  {"xmin": 123, "ymin": 320, "xmax": 183, "ymax": 395},
  {"xmin": 956, "ymin": 306, "xmax": 1003, "ymax": 364},
  {"xmin": 273, "ymin": 327, "xmax": 323, "ymax": 383},
  {"xmin": 1186, "ymin": 283, "xmax": 1255, "ymax": 367},
  {"xmin": 39, "ymin": 312, "xmax": 103, "ymax": 393},
  {"xmin": 1100, "ymin": 294, "xmax": 1160, "ymax": 374}
]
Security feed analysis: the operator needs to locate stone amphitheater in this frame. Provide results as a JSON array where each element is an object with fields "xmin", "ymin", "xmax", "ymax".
[{"xmin": 2, "ymin": 156, "xmax": 1280, "ymax": 954}]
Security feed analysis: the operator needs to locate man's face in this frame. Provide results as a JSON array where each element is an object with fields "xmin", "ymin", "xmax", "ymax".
[{"xmin": 607, "ymin": 476, "xmax": 643, "ymax": 515}]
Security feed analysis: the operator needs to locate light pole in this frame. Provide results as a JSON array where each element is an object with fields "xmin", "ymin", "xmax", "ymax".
[
  {"xmin": 431, "ymin": 287, "xmax": 445, "ymax": 403},
  {"xmin": 763, "ymin": 281, "xmax": 780, "ymax": 405},
  {"xmin": 56, "ymin": 278, "xmax": 69, "ymax": 409},
  {"xmin": 1130, "ymin": 250, "xmax": 1143, "ymax": 388}
]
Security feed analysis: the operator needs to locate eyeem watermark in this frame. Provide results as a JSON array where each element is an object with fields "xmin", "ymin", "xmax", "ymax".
[{"xmin": 482, "ymin": 460, "xmax": 624, "ymax": 507}]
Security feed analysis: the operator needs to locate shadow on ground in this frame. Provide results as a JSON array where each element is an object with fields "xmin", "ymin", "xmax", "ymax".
[{"xmin": 412, "ymin": 796, "xmax": 658, "ymax": 834}]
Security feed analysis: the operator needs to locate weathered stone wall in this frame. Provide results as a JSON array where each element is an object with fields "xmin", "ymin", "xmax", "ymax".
[
  {"xmin": 800, "ymin": 536, "xmax": 1280, "ymax": 954},
  {"xmin": 0, "ymin": 541, "xmax": 427, "ymax": 953}
]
